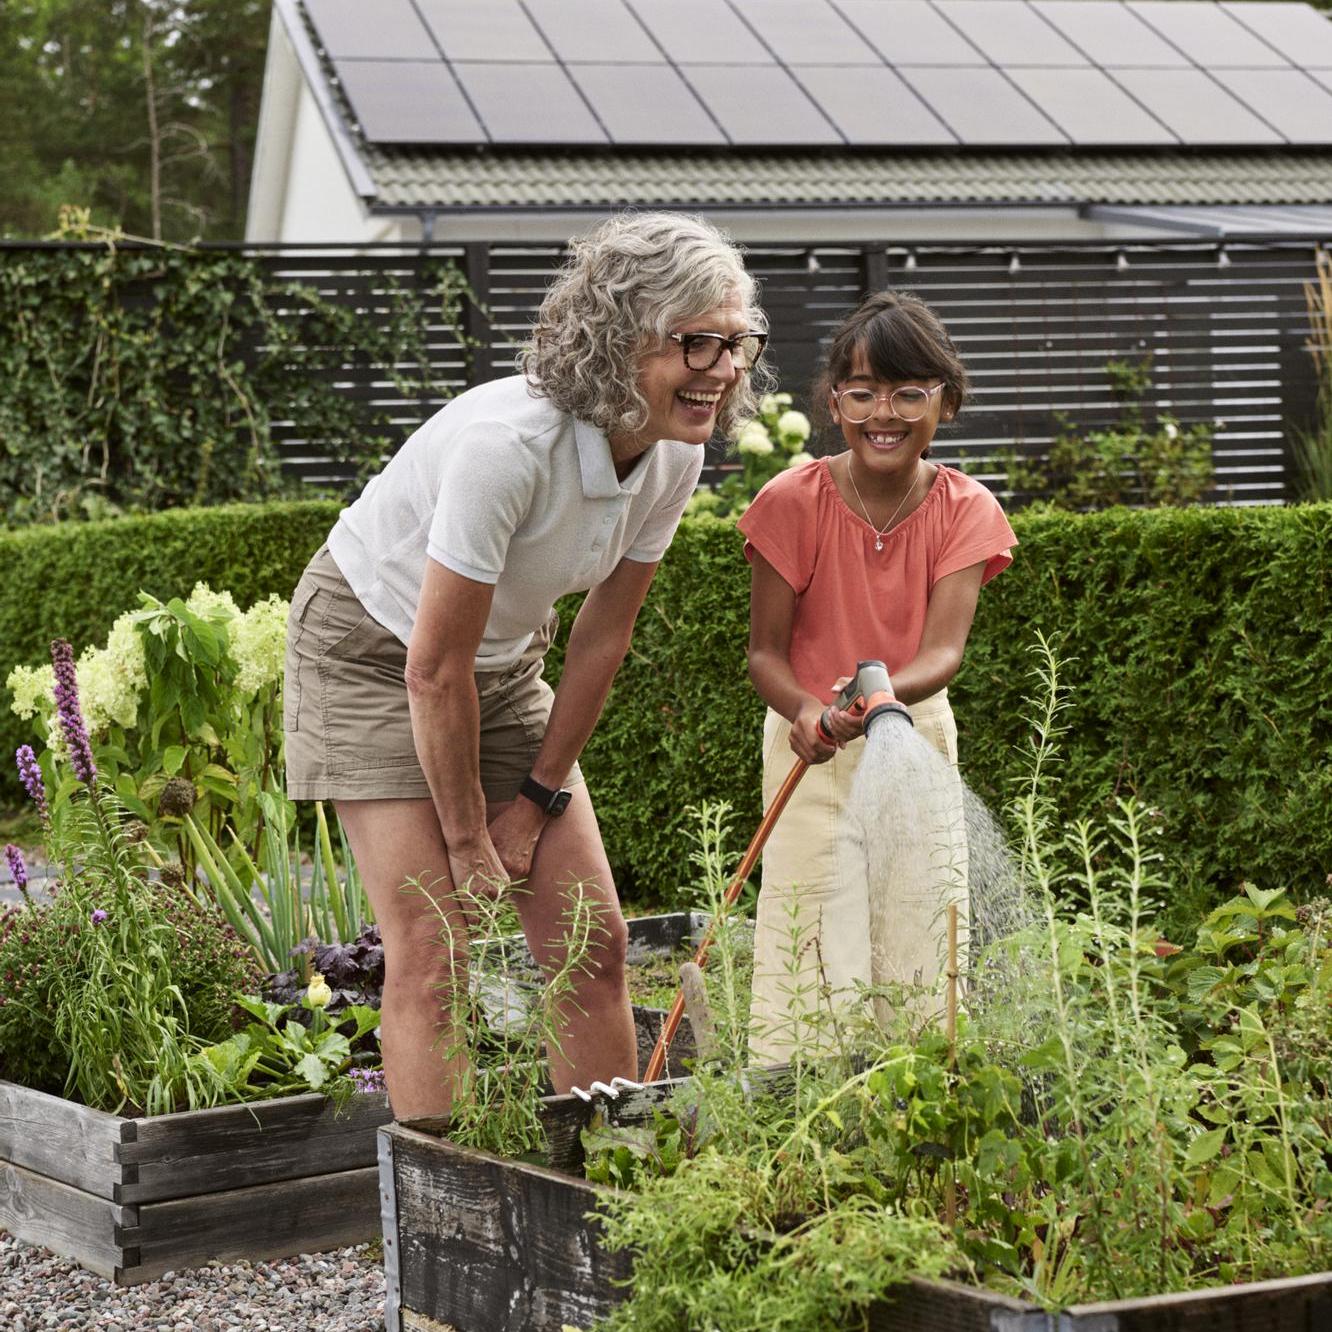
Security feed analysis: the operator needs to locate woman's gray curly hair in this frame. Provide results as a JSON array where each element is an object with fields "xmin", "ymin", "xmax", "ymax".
[{"xmin": 519, "ymin": 212, "xmax": 771, "ymax": 441}]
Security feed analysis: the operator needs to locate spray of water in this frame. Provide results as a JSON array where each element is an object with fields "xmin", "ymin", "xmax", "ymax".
[{"xmin": 846, "ymin": 717, "xmax": 1033, "ymax": 1021}]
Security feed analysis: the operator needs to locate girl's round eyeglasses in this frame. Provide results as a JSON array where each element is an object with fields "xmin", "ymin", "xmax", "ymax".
[
  {"xmin": 669, "ymin": 331, "xmax": 768, "ymax": 372},
  {"xmin": 835, "ymin": 383, "xmax": 944, "ymax": 423}
]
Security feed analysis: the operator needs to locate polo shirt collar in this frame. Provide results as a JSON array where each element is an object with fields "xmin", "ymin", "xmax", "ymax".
[{"xmin": 574, "ymin": 417, "xmax": 654, "ymax": 498}]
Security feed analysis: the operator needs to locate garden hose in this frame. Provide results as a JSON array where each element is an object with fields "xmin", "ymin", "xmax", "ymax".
[{"xmin": 642, "ymin": 661, "xmax": 911, "ymax": 1083}]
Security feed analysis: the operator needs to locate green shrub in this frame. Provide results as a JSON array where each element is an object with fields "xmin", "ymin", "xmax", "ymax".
[{"xmin": 4, "ymin": 500, "xmax": 1330, "ymax": 918}]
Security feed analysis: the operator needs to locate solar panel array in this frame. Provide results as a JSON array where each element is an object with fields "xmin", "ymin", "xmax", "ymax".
[{"xmin": 301, "ymin": 0, "xmax": 1332, "ymax": 147}]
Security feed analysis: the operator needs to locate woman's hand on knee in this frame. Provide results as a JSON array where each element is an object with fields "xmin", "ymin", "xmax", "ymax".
[{"xmin": 487, "ymin": 800, "xmax": 546, "ymax": 883}]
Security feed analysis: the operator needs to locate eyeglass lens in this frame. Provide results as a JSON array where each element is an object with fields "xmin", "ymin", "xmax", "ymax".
[
  {"xmin": 838, "ymin": 387, "xmax": 935, "ymax": 422},
  {"xmin": 682, "ymin": 333, "xmax": 765, "ymax": 371}
]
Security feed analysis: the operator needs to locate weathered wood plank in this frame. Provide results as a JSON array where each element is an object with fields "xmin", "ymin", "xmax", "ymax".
[
  {"xmin": 0, "ymin": 1158, "xmax": 131, "ymax": 1279},
  {"xmin": 390, "ymin": 1126, "xmax": 629, "ymax": 1332},
  {"xmin": 116, "ymin": 1165, "xmax": 380, "ymax": 1283},
  {"xmin": 116, "ymin": 1092, "xmax": 393, "ymax": 1202},
  {"xmin": 0, "ymin": 1080, "xmax": 128, "ymax": 1200},
  {"xmin": 380, "ymin": 1130, "xmax": 403, "ymax": 1332}
]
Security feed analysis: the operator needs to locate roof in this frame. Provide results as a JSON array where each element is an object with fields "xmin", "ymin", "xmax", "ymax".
[
  {"xmin": 361, "ymin": 145, "xmax": 1332, "ymax": 212},
  {"xmin": 272, "ymin": 0, "xmax": 1332, "ymax": 216}
]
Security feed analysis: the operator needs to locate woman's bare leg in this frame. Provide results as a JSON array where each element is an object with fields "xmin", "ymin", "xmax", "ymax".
[
  {"xmin": 493, "ymin": 785, "xmax": 636, "ymax": 1092},
  {"xmin": 335, "ymin": 797, "xmax": 470, "ymax": 1120}
]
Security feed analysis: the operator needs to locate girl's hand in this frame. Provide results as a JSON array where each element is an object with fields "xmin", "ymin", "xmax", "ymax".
[
  {"xmin": 789, "ymin": 700, "xmax": 840, "ymax": 765},
  {"xmin": 487, "ymin": 799, "xmax": 547, "ymax": 882}
]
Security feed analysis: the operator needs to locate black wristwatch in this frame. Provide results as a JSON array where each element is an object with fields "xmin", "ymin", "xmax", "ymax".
[{"xmin": 519, "ymin": 774, "xmax": 572, "ymax": 818}]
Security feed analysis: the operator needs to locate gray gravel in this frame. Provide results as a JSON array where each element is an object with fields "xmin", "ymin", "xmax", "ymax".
[{"xmin": 0, "ymin": 1234, "xmax": 386, "ymax": 1331}]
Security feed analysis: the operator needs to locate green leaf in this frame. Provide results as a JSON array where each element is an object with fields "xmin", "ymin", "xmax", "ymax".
[
  {"xmin": 162, "ymin": 745, "xmax": 188, "ymax": 776},
  {"xmin": 1185, "ymin": 1126, "xmax": 1227, "ymax": 1167}
]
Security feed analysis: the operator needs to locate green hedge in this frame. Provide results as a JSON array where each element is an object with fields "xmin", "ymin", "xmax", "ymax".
[{"xmin": 4, "ymin": 502, "xmax": 1330, "ymax": 920}]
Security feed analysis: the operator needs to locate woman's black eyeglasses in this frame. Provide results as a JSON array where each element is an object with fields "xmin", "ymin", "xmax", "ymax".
[{"xmin": 669, "ymin": 331, "xmax": 768, "ymax": 372}]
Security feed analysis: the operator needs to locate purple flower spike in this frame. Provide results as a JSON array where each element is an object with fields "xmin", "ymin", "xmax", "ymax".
[
  {"xmin": 4, "ymin": 845, "xmax": 28, "ymax": 900},
  {"xmin": 50, "ymin": 639, "xmax": 97, "ymax": 788},
  {"xmin": 15, "ymin": 746, "xmax": 49, "ymax": 821},
  {"xmin": 91, "ymin": 908, "xmax": 109, "ymax": 925}
]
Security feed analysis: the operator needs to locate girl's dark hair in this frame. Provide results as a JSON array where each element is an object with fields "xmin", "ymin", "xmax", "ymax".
[{"xmin": 814, "ymin": 290, "xmax": 971, "ymax": 453}]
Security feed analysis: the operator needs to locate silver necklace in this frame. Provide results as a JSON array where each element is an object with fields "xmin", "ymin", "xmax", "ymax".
[{"xmin": 845, "ymin": 459, "xmax": 919, "ymax": 551}]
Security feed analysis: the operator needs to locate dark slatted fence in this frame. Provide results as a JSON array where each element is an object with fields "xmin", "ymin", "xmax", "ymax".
[{"xmin": 54, "ymin": 239, "xmax": 1322, "ymax": 504}]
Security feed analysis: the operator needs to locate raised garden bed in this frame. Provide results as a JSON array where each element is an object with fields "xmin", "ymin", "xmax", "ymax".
[
  {"xmin": 0, "ymin": 1079, "xmax": 392, "ymax": 1285},
  {"xmin": 379, "ymin": 1084, "xmax": 1332, "ymax": 1332}
]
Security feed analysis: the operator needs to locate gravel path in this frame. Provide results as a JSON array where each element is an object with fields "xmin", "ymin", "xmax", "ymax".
[{"xmin": 0, "ymin": 1234, "xmax": 386, "ymax": 1331}]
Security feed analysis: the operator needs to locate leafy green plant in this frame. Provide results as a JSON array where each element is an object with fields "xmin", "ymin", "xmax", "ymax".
[
  {"xmin": 185, "ymin": 791, "xmax": 372, "ymax": 975},
  {"xmin": 7, "ymin": 582, "xmax": 287, "ymax": 866},
  {"xmin": 1008, "ymin": 357, "xmax": 1214, "ymax": 510},
  {"xmin": 1293, "ymin": 248, "xmax": 1332, "ymax": 499},
  {"xmin": 186, "ymin": 981, "xmax": 381, "ymax": 1109},
  {"xmin": 686, "ymin": 392, "xmax": 814, "ymax": 519},
  {"xmin": 0, "ymin": 243, "xmax": 476, "ymax": 525}
]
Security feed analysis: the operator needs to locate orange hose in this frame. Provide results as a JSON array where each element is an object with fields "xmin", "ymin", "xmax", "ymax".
[{"xmin": 642, "ymin": 755, "xmax": 811, "ymax": 1083}]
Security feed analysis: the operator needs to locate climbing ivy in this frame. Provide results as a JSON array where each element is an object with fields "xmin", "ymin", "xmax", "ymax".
[{"xmin": 0, "ymin": 238, "xmax": 475, "ymax": 524}]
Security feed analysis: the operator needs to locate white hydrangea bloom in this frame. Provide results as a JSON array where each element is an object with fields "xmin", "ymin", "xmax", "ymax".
[
  {"xmin": 786, "ymin": 451, "xmax": 815, "ymax": 468},
  {"xmin": 1164, "ymin": 422, "xmax": 1179, "ymax": 441},
  {"xmin": 776, "ymin": 410, "xmax": 811, "ymax": 445},
  {"xmin": 736, "ymin": 421, "xmax": 775, "ymax": 456},
  {"xmin": 77, "ymin": 614, "xmax": 147, "ymax": 734},
  {"xmin": 758, "ymin": 392, "xmax": 792, "ymax": 418},
  {"xmin": 7, "ymin": 664, "xmax": 55, "ymax": 721},
  {"xmin": 231, "ymin": 594, "xmax": 290, "ymax": 696},
  {"xmin": 186, "ymin": 583, "xmax": 240, "ymax": 624}
]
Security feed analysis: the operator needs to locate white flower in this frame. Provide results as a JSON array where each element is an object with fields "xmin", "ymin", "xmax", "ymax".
[
  {"xmin": 735, "ymin": 421, "xmax": 775, "ymax": 456},
  {"xmin": 786, "ymin": 451, "xmax": 815, "ymax": 468},
  {"xmin": 776, "ymin": 410, "xmax": 811, "ymax": 445},
  {"xmin": 7, "ymin": 664, "xmax": 54, "ymax": 721},
  {"xmin": 305, "ymin": 973, "xmax": 332, "ymax": 1009},
  {"xmin": 231, "ymin": 595, "xmax": 289, "ymax": 696},
  {"xmin": 1164, "ymin": 422, "xmax": 1179, "ymax": 441},
  {"xmin": 186, "ymin": 583, "xmax": 240, "ymax": 625},
  {"xmin": 757, "ymin": 392, "xmax": 792, "ymax": 418}
]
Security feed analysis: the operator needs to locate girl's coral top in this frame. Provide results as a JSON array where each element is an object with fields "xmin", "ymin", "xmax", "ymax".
[{"xmin": 738, "ymin": 459, "xmax": 1017, "ymax": 700}]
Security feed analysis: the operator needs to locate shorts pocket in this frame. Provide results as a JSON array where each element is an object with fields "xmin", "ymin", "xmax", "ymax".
[{"xmin": 283, "ymin": 581, "xmax": 320, "ymax": 734}]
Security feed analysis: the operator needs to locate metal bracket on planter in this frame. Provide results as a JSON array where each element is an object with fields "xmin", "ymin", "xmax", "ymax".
[{"xmin": 568, "ymin": 1076, "xmax": 645, "ymax": 1104}]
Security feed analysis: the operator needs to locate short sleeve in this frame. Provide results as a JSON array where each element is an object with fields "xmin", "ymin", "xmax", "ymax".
[
  {"xmin": 932, "ymin": 481, "xmax": 1017, "ymax": 587},
  {"xmin": 625, "ymin": 447, "xmax": 706, "ymax": 564},
  {"xmin": 426, "ymin": 421, "xmax": 539, "ymax": 584},
  {"xmin": 737, "ymin": 467, "xmax": 818, "ymax": 595}
]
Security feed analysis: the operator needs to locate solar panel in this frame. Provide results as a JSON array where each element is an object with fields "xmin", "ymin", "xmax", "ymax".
[
  {"xmin": 1031, "ymin": 1, "xmax": 1190, "ymax": 68},
  {"xmin": 737, "ymin": 0, "xmax": 882, "ymax": 66},
  {"xmin": 333, "ymin": 60, "xmax": 483, "ymax": 143},
  {"xmin": 521, "ymin": 0, "xmax": 661, "ymax": 63},
  {"xmin": 415, "ymin": 0, "xmax": 553, "ymax": 62},
  {"xmin": 305, "ymin": 0, "xmax": 434, "ymax": 60},
  {"xmin": 1222, "ymin": 2, "xmax": 1332, "ymax": 67},
  {"xmin": 626, "ymin": 0, "xmax": 773, "ymax": 63},
  {"xmin": 1128, "ymin": 1, "xmax": 1289, "ymax": 68},
  {"xmin": 934, "ymin": 0, "xmax": 1087, "ymax": 67},
  {"xmin": 835, "ymin": 0, "xmax": 986, "ymax": 65},
  {"xmin": 1211, "ymin": 69, "xmax": 1332, "ymax": 143},
  {"xmin": 1006, "ymin": 68, "xmax": 1177, "ymax": 144},
  {"xmin": 684, "ymin": 64, "xmax": 842, "ymax": 143},
  {"xmin": 793, "ymin": 66, "xmax": 957, "ymax": 143},
  {"xmin": 1109, "ymin": 68, "xmax": 1282, "ymax": 143},
  {"xmin": 898, "ymin": 67, "xmax": 1068, "ymax": 144},
  {"xmin": 454, "ymin": 63, "xmax": 608, "ymax": 143},
  {"xmin": 572, "ymin": 64, "xmax": 727, "ymax": 143}
]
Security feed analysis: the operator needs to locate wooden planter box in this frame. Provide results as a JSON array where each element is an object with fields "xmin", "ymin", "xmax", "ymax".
[
  {"xmin": 379, "ymin": 1084, "xmax": 1332, "ymax": 1332},
  {"xmin": 0, "ymin": 1079, "xmax": 392, "ymax": 1284}
]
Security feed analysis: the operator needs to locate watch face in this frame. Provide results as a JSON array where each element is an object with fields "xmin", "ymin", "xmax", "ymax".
[{"xmin": 549, "ymin": 788, "xmax": 572, "ymax": 817}]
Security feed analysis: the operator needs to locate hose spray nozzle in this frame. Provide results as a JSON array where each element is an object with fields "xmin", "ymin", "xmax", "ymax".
[{"xmin": 816, "ymin": 659, "xmax": 913, "ymax": 744}]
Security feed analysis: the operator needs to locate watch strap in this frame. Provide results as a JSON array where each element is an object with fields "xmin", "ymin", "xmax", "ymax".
[{"xmin": 519, "ymin": 774, "xmax": 571, "ymax": 816}]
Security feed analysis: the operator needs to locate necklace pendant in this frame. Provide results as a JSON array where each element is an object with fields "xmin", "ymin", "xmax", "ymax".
[{"xmin": 874, "ymin": 538, "xmax": 884, "ymax": 551}]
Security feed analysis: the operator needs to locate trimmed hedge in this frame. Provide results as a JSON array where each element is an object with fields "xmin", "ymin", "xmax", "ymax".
[{"xmin": 3, "ymin": 502, "xmax": 1330, "ymax": 919}]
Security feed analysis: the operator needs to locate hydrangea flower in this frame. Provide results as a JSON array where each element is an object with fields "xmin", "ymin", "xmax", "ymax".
[
  {"xmin": 787, "ymin": 451, "xmax": 815, "ymax": 468},
  {"xmin": 6, "ymin": 664, "xmax": 55, "ymax": 722},
  {"xmin": 776, "ymin": 410, "xmax": 811, "ymax": 445},
  {"xmin": 230, "ymin": 594, "xmax": 289, "ymax": 695},
  {"xmin": 735, "ymin": 421, "xmax": 775, "ymax": 457}
]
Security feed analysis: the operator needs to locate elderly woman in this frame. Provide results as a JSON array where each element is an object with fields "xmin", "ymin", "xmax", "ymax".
[{"xmin": 283, "ymin": 212, "xmax": 768, "ymax": 1117}]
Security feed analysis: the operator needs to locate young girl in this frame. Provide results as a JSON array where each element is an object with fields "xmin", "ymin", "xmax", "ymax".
[{"xmin": 738, "ymin": 290, "xmax": 1017, "ymax": 1063}]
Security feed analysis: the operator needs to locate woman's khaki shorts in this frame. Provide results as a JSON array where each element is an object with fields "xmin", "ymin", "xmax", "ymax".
[{"xmin": 283, "ymin": 547, "xmax": 583, "ymax": 803}]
